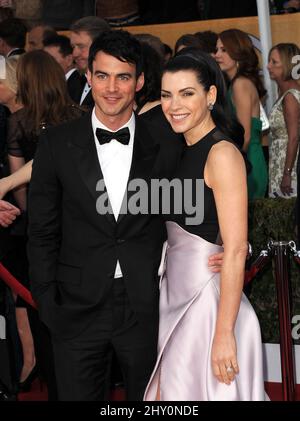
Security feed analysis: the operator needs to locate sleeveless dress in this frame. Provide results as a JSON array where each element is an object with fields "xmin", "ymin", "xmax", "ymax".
[
  {"xmin": 228, "ymin": 88, "xmax": 268, "ymax": 200},
  {"xmin": 268, "ymin": 88, "xmax": 300, "ymax": 198},
  {"xmin": 144, "ymin": 128, "xmax": 266, "ymax": 401}
]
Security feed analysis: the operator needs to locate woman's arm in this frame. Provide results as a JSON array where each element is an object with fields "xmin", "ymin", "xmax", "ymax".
[
  {"xmin": 8, "ymin": 154, "xmax": 27, "ymax": 211},
  {"xmin": 232, "ymin": 78, "xmax": 258, "ymax": 152},
  {"xmin": 205, "ymin": 141, "xmax": 248, "ymax": 385},
  {"xmin": 0, "ymin": 159, "xmax": 33, "ymax": 199},
  {"xmin": 281, "ymin": 93, "xmax": 300, "ymax": 195}
]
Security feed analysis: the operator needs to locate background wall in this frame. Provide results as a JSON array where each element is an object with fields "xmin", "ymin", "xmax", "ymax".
[{"xmin": 126, "ymin": 13, "xmax": 300, "ymax": 48}]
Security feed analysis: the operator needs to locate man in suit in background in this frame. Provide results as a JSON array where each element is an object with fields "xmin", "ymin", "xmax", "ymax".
[
  {"xmin": 27, "ymin": 29, "xmax": 183, "ymax": 401},
  {"xmin": 26, "ymin": 23, "xmax": 57, "ymax": 51},
  {"xmin": 43, "ymin": 34, "xmax": 85, "ymax": 104},
  {"xmin": 0, "ymin": 17, "xmax": 27, "ymax": 57},
  {"xmin": 70, "ymin": 16, "xmax": 110, "ymax": 109}
]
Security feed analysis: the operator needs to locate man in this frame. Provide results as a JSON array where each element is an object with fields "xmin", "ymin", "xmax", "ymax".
[
  {"xmin": 70, "ymin": 16, "xmax": 110, "ymax": 109},
  {"xmin": 26, "ymin": 23, "xmax": 57, "ymax": 51},
  {"xmin": 43, "ymin": 34, "xmax": 84, "ymax": 104},
  {"xmin": 0, "ymin": 17, "xmax": 27, "ymax": 57},
  {"xmin": 28, "ymin": 30, "xmax": 222, "ymax": 401},
  {"xmin": 27, "ymin": 29, "xmax": 182, "ymax": 401}
]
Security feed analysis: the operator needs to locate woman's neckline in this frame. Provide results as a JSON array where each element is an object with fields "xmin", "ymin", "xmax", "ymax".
[{"xmin": 185, "ymin": 127, "xmax": 217, "ymax": 149}]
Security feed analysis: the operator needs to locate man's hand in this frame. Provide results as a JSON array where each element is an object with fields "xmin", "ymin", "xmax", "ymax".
[
  {"xmin": 208, "ymin": 252, "xmax": 224, "ymax": 273},
  {"xmin": 0, "ymin": 200, "xmax": 20, "ymax": 227}
]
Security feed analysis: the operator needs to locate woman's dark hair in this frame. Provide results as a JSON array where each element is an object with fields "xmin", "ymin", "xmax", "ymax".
[
  {"xmin": 135, "ymin": 42, "xmax": 163, "ymax": 107},
  {"xmin": 163, "ymin": 48, "xmax": 244, "ymax": 149},
  {"xmin": 88, "ymin": 30, "xmax": 143, "ymax": 79},
  {"xmin": 218, "ymin": 29, "xmax": 266, "ymax": 98},
  {"xmin": 17, "ymin": 50, "xmax": 82, "ymax": 136}
]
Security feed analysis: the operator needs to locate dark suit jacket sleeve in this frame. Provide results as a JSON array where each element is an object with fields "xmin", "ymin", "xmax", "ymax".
[{"xmin": 27, "ymin": 131, "xmax": 62, "ymax": 305}]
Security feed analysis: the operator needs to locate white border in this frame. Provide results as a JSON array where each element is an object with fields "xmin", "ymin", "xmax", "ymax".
[{"xmin": 263, "ymin": 343, "xmax": 300, "ymax": 383}]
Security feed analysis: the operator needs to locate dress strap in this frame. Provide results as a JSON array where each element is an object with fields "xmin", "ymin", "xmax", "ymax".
[{"xmin": 280, "ymin": 88, "xmax": 300, "ymax": 104}]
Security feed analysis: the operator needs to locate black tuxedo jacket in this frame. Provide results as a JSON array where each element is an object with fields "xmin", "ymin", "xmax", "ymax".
[
  {"xmin": 28, "ymin": 112, "xmax": 183, "ymax": 339},
  {"xmin": 69, "ymin": 75, "xmax": 94, "ymax": 109},
  {"xmin": 81, "ymin": 89, "xmax": 94, "ymax": 110},
  {"xmin": 7, "ymin": 48, "xmax": 25, "ymax": 57},
  {"xmin": 67, "ymin": 70, "xmax": 85, "ymax": 105}
]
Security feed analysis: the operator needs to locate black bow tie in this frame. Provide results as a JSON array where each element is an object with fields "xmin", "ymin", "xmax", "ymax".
[{"xmin": 96, "ymin": 127, "xmax": 130, "ymax": 146}]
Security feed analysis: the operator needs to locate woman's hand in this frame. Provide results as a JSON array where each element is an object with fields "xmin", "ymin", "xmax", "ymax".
[
  {"xmin": 0, "ymin": 199, "xmax": 20, "ymax": 227},
  {"xmin": 0, "ymin": 176, "xmax": 11, "ymax": 199},
  {"xmin": 280, "ymin": 173, "xmax": 293, "ymax": 196},
  {"xmin": 211, "ymin": 330, "xmax": 239, "ymax": 385}
]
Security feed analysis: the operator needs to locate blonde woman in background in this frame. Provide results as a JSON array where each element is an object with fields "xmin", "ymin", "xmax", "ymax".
[{"xmin": 267, "ymin": 43, "xmax": 300, "ymax": 197}]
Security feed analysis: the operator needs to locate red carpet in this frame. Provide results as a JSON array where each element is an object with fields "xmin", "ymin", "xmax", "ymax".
[
  {"xmin": 18, "ymin": 378, "xmax": 48, "ymax": 401},
  {"xmin": 17, "ymin": 380, "xmax": 126, "ymax": 401},
  {"xmin": 18, "ymin": 381, "xmax": 300, "ymax": 401}
]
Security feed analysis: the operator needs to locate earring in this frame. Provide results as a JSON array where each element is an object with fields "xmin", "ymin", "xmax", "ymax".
[{"xmin": 208, "ymin": 103, "xmax": 214, "ymax": 111}]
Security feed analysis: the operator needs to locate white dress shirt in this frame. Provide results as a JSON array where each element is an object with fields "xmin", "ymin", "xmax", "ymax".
[
  {"xmin": 65, "ymin": 68, "xmax": 77, "ymax": 81},
  {"xmin": 92, "ymin": 108, "xmax": 135, "ymax": 278}
]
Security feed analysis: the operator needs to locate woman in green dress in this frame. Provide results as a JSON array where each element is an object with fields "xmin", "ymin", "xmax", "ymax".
[{"xmin": 215, "ymin": 29, "xmax": 268, "ymax": 200}]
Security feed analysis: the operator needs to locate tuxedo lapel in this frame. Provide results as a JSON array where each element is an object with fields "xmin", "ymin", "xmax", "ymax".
[
  {"xmin": 68, "ymin": 113, "xmax": 115, "ymax": 226},
  {"xmin": 81, "ymin": 89, "xmax": 94, "ymax": 110},
  {"xmin": 117, "ymin": 118, "xmax": 160, "ymax": 224}
]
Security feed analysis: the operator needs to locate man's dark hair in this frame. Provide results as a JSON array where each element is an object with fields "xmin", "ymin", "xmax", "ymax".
[
  {"xmin": 174, "ymin": 34, "xmax": 202, "ymax": 54},
  {"xmin": 163, "ymin": 43, "xmax": 173, "ymax": 57},
  {"xmin": 0, "ymin": 18, "xmax": 27, "ymax": 48},
  {"xmin": 70, "ymin": 16, "xmax": 110, "ymax": 42},
  {"xmin": 88, "ymin": 30, "xmax": 143, "ymax": 78},
  {"xmin": 43, "ymin": 34, "xmax": 73, "ymax": 57},
  {"xmin": 194, "ymin": 31, "xmax": 218, "ymax": 55}
]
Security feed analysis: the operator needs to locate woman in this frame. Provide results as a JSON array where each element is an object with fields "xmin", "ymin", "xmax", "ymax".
[
  {"xmin": 144, "ymin": 49, "xmax": 266, "ymax": 401},
  {"xmin": 0, "ymin": 55, "xmax": 38, "ymax": 393},
  {"xmin": 4, "ymin": 50, "xmax": 83, "ymax": 399},
  {"xmin": 0, "ymin": 50, "xmax": 83, "ymax": 199},
  {"xmin": 215, "ymin": 29, "xmax": 268, "ymax": 200},
  {"xmin": 267, "ymin": 43, "xmax": 300, "ymax": 197}
]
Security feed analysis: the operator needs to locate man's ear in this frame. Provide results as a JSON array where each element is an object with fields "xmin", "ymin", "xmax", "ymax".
[{"xmin": 135, "ymin": 72, "xmax": 144, "ymax": 93}]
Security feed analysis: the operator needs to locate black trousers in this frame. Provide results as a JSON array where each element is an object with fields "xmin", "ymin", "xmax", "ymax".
[{"xmin": 52, "ymin": 277, "xmax": 157, "ymax": 401}]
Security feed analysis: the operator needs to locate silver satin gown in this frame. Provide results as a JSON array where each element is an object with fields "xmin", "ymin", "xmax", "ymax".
[
  {"xmin": 144, "ymin": 222, "xmax": 267, "ymax": 401},
  {"xmin": 144, "ymin": 129, "xmax": 267, "ymax": 401}
]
